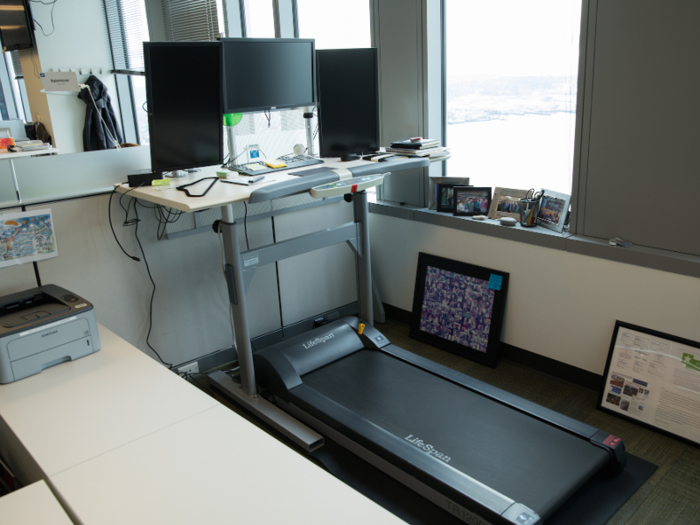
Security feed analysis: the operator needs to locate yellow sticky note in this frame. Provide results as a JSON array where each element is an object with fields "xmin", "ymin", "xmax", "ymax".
[
  {"xmin": 245, "ymin": 163, "xmax": 266, "ymax": 171},
  {"xmin": 265, "ymin": 159, "xmax": 287, "ymax": 169},
  {"xmin": 152, "ymin": 179, "xmax": 171, "ymax": 186}
]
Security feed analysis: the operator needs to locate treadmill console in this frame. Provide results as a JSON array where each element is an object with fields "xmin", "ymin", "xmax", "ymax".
[{"xmin": 310, "ymin": 174, "xmax": 385, "ymax": 199}]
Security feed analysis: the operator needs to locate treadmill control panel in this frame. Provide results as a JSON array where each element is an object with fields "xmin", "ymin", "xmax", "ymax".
[{"xmin": 342, "ymin": 317, "xmax": 391, "ymax": 350}]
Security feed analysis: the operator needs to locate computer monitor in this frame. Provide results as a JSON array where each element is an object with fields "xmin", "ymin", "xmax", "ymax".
[
  {"xmin": 144, "ymin": 42, "xmax": 223, "ymax": 173},
  {"xmin": 221, "ymin": 38, "xmax": 316, "ymax": 114},
  {"xmin": 316, "ymin": 48, "xmax": 379, "ymax": 158},
  {"xmin": 0, "ymin": 0, "xmax": 35, "ymax": 52}
]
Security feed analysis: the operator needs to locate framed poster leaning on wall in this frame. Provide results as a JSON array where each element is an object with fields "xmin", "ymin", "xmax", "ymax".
[
  {"xmin": 598, "ymin": 321, "xmax": 700, "ymax": 447},
  {"xmin": 410, "ymin": 253, "xmax": 509, "ymax": 368}
]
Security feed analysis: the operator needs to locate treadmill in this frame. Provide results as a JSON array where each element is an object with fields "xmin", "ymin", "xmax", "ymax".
[{"xmin": 208, "ymin": 161, "xmax": 626, "ymax": 525}]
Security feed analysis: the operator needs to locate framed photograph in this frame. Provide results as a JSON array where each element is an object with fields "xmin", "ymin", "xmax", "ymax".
[
  {"xmin": 536, "ymin": 189, "xmax": 571, "ymax": 233},
  {"xmin": 453, "ymin": 186, "xmax": 491, "ymax": 217},
  {"xmin": 598, "ymin": 321, "xmax": 700, "ymax": 447},
  {"xmin": 487, "ymin": 187, "xmax": 529, "ymax": 220},
  {"xmin": 410, "ymin": 252, "xmax": 509, "ymax": 367},
  {"xmin": 436, "ymin": 184, "xmax": 456, "ymax": 212}
]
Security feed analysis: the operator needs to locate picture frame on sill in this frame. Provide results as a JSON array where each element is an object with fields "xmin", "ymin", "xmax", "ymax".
[
  {"xmin": 487, "ymin": 187, "xmax": 529, "ymax": 220},
  {"xmin": 409, "ymin": 252, "xmax": 509, "ymax": 368},
  {"xmin": 437, "ymin": 184, "xmax": 456, "ymax": 213},
  {"xmin": 453, "ymin": 186, "xmax": 491, "ymax": 217},
  {"xmin": 536, "ymin": 189, "xmax": 570, "ymax": 233}
]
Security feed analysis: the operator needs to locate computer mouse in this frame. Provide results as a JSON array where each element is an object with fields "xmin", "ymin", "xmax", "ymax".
[{"xmin": 340, "ymin": 153, "xmax": 360, "ymax": 162}]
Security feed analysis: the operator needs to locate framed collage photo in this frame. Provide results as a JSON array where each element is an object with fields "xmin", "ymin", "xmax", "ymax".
[
  {"xmin": 536, "ymin": 189, "xmax": 571, "ymax": 233},
  {"xmin": 487, "ymin": 187, "xmax": 529, "ymax": 220},
  {"xmin": 598, "ymin": 321, "xmax": 700, "ymax": 447},
  {"xmin": 437, "ymin": 184, "xmax": 456, "ymax": 212},
  {"xmin": 453, "ymin": 186, "xmax": 491, "ymax": 217},
  {"xmin": 410, "ymin": 253, "xmax": 509, "ymax": 368}
]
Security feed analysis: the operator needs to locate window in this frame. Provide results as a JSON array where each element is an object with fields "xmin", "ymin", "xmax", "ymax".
[
  {"xmin": 297, "ymin": 0, "xmax": 371, "ymax": 49},
  {"xmin": 243, "ymin": 0, "xmax": 274, "ymax": 38},
  {"xmin": 3, "ymin": 51, "xmax": 30, "ymax": 122},
  {"xmin": 103, "ymin": 0, "xmax": 151, "ymax": 144},
  {"xmin": 444, "ymin": 0, "xmax": 582, "ymax": 195}
]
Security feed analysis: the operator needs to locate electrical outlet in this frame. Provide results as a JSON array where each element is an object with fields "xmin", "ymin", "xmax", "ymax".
[{"xmin": 177, "ymin": 362, "xmax": 199, "ymax": 376}]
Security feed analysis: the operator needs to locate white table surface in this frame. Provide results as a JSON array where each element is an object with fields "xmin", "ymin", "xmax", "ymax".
[
  {"xmin": 0, "ymin": 480, "xmax": 72, "ymax": 524},
  {"xmin": 115, "ymin": 158, "xmax": 375, "ymax": 212},
  {"xmin": 0, "ymin": 147, "xmax": 59, "ymax": 160},
  {"xmin": 0, "ymin": 324, "xmax": 218, "ymax": 478},
  {"xmin": 51, "ymin": 404, "xmax": 407, "ymax": 525}
]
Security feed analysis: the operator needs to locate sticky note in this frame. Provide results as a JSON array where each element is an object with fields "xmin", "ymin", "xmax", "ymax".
[
  {"xmin": 152, "ymin": 179, "xmax": 171, "ymax": 186},
  {"xmin": 488, "ymin": 274, "xmax": 503, "ymax": 291}
]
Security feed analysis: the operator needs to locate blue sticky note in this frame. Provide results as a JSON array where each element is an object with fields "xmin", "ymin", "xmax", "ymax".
[{"xmin": 488, "ymin": 274, "xmax": 503, "ymax": 291}]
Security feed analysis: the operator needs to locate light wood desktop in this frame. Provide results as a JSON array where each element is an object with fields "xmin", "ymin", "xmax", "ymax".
[
  {"xmin": 0, "ymin": 324, "xmax": 218, "ymax": 483},
  {"xmin": 51, "ymin": 404, "xmax": 406, "ymax": 525},
  {"xmin": 0, "ymin": 480, "xmax": 72, "ymax": 525},
  {"xmin": 114, "ymin": 158, "xmax": 373, "ymax": 212}
]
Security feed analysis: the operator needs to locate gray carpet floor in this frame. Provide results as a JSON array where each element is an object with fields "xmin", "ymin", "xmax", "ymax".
[{"xmin": 188, "ymin": 318, "xmax": 700, "ymax": 525}]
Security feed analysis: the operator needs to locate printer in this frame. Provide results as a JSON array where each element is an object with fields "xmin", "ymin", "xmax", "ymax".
[{"xmin": 0, "ymin": 285, "xmax": 101, "ymax": 384}]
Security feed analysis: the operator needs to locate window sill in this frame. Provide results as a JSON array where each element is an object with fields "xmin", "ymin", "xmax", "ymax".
[
  {"xmin": 369, "ymin": 200, "xmax": 570, "ymax": 251},
  {"xmin": 369, "ymin": 200, "xmax": 700, "ymax": 278}
]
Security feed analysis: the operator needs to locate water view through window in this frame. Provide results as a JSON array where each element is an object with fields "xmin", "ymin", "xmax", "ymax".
[{"xmin": 445, "ymin": 0, "xmax": 582, "ymax": 195}]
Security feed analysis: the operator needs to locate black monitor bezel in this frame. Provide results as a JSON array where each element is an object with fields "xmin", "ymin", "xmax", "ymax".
[
  {"xmin": 220, "ymin": 37, "xmax": 316, "ymax": 114},
  {"xmin": 316, "ymin": 47, "xmax": 379, "ymax": 158},
  {"xmin": 0, "ymin": 0, "xmax": 36, "ymax": 52},
  {"xmin": 143, "ymin": 41, "xmax": 224, "ymax": 174}
]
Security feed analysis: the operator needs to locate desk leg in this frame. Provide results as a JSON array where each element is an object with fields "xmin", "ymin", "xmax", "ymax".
[
  {"xmin": 9, "ymin": 158, "xmax": 22, "ymax": 204},
  {"xmin": 353, "ymin": 191, "xmax": 374, "ymax": 326},
  {"xmin": 211, "ymin": 204, "xmax": 324, "ymax": 452},
  {"xmin": 220, "ymin": 204, "xmax": 255, "ymax": 396}
]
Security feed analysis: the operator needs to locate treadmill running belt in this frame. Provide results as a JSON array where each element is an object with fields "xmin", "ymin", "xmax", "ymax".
[{"xmin": 301, "ymin": 349, "xmax": 609, "ymax": 520}]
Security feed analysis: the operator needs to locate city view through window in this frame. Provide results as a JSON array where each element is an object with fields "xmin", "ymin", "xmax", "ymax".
[{"xmin": 445, "ymin": 0, "xmax": 583, "ymax": 195}]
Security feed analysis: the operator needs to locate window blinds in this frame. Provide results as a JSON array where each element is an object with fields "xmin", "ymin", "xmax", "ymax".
[
  {"xmin": 103, "ymin": 0, "xmax": 221, "ymax": 74},
  {"xmin": 103, "ymin": 0, "xmax": 150, "ymax": 72},
  {"xmin": 162, "ymin": 0, "xmax": 220, "ymax": 42},
  {"xmin": 10, "ymin": 50, "xmax": 22, "ymax": 79}
]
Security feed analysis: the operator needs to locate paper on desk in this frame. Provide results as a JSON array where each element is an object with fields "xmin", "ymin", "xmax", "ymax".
[
  {"xmin": 0, "ymin": 208, "xmax": 58, "ymax": 268},
  {"xmin": 244, "ymin": 163, "xmax": 266, "ymax": 171}
]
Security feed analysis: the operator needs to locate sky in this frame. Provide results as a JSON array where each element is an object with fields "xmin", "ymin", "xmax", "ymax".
[{"xmin": 446, "ymin": 0, "xmax": 583, "ymax": 77}]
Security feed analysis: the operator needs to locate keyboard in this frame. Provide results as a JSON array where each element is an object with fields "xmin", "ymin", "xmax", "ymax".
[{"xmin": 229, "ymin": 154, "xmax": 324, "ymax": 176}]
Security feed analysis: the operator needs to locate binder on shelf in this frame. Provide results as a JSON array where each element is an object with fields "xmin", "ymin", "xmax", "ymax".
[{"xmin": 390, "ymin": 138, "xmax": 440, "ymax": 150}]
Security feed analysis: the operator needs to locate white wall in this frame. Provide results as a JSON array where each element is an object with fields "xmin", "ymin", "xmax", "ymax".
[{"xmin": 370, "ymin": 214, "xmax": 700, "ymax": 375}]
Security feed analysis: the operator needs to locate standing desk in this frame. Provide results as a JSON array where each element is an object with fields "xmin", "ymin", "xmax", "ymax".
[{"xmin": 115, "ymin": 157, "xmax": 429, "ymax": 451}]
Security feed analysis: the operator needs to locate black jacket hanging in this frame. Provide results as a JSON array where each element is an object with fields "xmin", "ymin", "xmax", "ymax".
[{"xmin": 78, "ymin": 75, "xmax": 124, "ymax": 151}]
